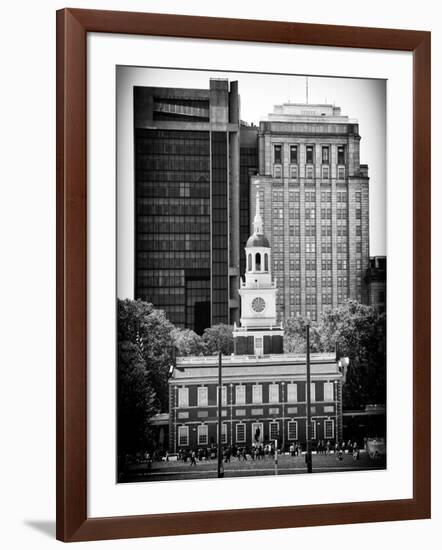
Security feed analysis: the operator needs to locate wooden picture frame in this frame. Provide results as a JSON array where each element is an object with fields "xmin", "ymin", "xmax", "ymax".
[{"xmin": 56, "ymin": 8, "xmax": 431, "ymax": 542}]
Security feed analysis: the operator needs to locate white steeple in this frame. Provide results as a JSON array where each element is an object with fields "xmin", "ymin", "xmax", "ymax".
[
  {"xmin": 253, "ymin": 192, "xmax": 264, "ymax": 235},
  {"xmin": 233, "ymin": 191, "xmax": 284, "ymax": 356}
]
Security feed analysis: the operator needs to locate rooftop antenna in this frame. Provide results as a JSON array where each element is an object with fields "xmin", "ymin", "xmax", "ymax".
[{"xmin": 306, "ymin": 76, "xmax": 309, "ymax": 104}]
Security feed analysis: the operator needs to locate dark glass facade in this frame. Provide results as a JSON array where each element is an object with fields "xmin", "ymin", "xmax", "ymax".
[
  {"xmin": 135, "ymin": 129, "xmax": 211, "ymax": 331},
  {"xmin": 211, "ymin": 132, "xmax": 229, "ymax": 325}
]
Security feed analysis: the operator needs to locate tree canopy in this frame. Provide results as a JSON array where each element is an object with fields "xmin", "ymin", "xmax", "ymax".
[
  {"xmin": 202, "ymin": 323, "xmax": 234, "ymax": 355},
  {"xmin": 283, "ymin": 300, "xmax": 386, "ymax": 409},
  {"xmin": 118, "ymin": 299, "xmax": 175, "ymax": 412},
  {"xmin": 117, "ymin": 341, "xmax": 158, "ymax": 456}
]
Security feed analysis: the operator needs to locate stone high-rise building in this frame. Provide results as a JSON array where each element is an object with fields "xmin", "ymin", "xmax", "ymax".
[
  {"xmin": 250, "ymin": 103, "xmax": 370, "ymax": 321},
  {"xmin": 133, "ymin": 79, "xmax": 241, "ymax": 333}
]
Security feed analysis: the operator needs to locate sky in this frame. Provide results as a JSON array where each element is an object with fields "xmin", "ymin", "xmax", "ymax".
[{"xmin": 123, "ymin": 67, "xmax": 386, "ymax": 256}]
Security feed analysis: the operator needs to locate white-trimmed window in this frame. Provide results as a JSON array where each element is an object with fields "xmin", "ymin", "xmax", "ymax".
[
  {"xmin": 178, "ymin": 426, "xmax": 189, "ymax": 446},
  {"xmin": 290, "ymin": 164, "xmax": 298, "ymax": 179},
  {"xmin": 236, "ymin": 423, "xmax": 246, "ymax": 443},
  {"xmin": 288, "ymin": 421, "xmax": 298, "ymax": 440},
  {"xmin": 308, "ymin": 420, "xmax": 317, "ymax": 440},
  {"xmin": 269, "ymin": 384, "xmax": 279, "ymax": 403},
  {"xmin": 287, "ymin": 383, "xmax": 298, "ymax": 403},
  {"xmin": 270, "ymin": 422, "xmax": 279, "ymax": 440},
  {"xmin": 197, "ymin": 424, "xmax": 208, "ymax": 445},
  {"xmin": 178, "ymin": 387, "xmax": 189, "ymax": 408},
  {"xmin": 309, "ymin": 382, "xmax": 316, "ymax": 402},
  {"xmin": 217, "ymin": 385, "xmax": 227, "ymax": 406},
  {"xmin": 252, "ymin": 384, "xmax": 262, "ymax": 404},
  {"xmin": 324, "ymin": 382, "xmax": 334, "ymax": 402},
  {"xmin": 235, "ymin": 385, "xmax": 245, "ymax": 405},
  {"xmin": 197, "ymin": 386, "xmax": 208, "ymax": 407},
  {"xmin": 324, "ymin": 419, "xmax": 335, "ymax": 439},
  {"xmin": 218, "ymin": 423, "xmax": 228, "ymax": 444}
]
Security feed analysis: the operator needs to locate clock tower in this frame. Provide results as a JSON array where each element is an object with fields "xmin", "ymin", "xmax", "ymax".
[{"xmin": 233, "ymin": 193, "xmax": 284, "ymax": 356}]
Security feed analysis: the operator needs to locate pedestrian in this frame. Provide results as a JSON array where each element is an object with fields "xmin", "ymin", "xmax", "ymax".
[
  {"xmin": 352, "ymin": 442, "xmax": 359, "ymax": 461},
  {"xmin": 190, "ymin": 450, "xmax": 197, "ymax": 466},
  {"xmin": 326, "ymin": 440, "xmax": 331, "ymax": 455}
]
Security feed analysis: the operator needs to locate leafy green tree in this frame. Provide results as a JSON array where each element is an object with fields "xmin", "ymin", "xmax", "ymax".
[
  {"xmin": 317, "ymin": 300, "xmax": 386, "ymax": 409},
  {"xmin": 117, "ymin": 341, "xmax": 158, "ymax": 456},
  {"xmin": 118, "ymin": 299, "xmax": 175, "ymax": 412},
  {"xmin": 202, "ymin": 324, "xmax": 234, "ymax": 355},
  {"xmin": 171, "ymin": 328, "xmax": 205, "ymax": 356}
]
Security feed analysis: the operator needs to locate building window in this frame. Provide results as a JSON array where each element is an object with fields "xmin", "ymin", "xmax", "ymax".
[
  {"xmin": 269, "ymin": 422, "xmax": 279, "ymax": 441},
  {"xmin": 218, "ymin": 423, "xmax": 227, "ymax": 444},
  {"xmin": 322, "ymin": 165, "xmax": 330, "ymax": 179},
  {"xmin": 337, "ymin": 146, "xmax": 345, "ymax": 164},
  {"xmin": 306, "ymin": 145, "xmax": 314, "ymax": 164},
  {"xmin": 308, "ymin": 420, "xmax": 317, "ymax": 440},
  {"xmin": 309, "ymin": 382, "xmax": 316, "ymax": 402},
  {"xmin": 264, "ymin": 253, "xmax": 269, "ymax": 271},
  {"xmin": 306, "ymin": 165, "xmax": 314, "ymax": 179},
  {"xmin": 288, "ymin": 421, "xmax": 298, "ymax": 440},
  {"xmin": 178, "ymin": 387, "xmax": 189, "ymax": 408},
  {"xmin": 269, "ymin": 384, "xmax": 279, "ymax": 403},
  {"xmin": 324, "ymin": 419, "xmax": 335, "ymax": 439},
  {"xmin": 287, "ymin": 383, "xmax": 298, "ymax": 403},
  {"xmin": 247, "ymin": 253, "xmax": 252, "ymax": 271},
  {"xmin": 197, "ymin": 424, "xmax": 208, "ymax": 445},
  {"xmin": 338, "ymin": 166, "xmax": 345, "ymax": 180},
  {"xmin": 217, "ymin": 385, "xmax": 227, "ymax": 406},
  {"xmin": 274, "ymin": 165, "xmax": 282, "ymax": 179},
  {"xmin": 274, "ymin": 144, "xmax": 282, "ymax": 164},
  {"xmin": 197, "ymin": 386, "xmax": 208, "ymax": 407},
  {"xmin": 236, "ymin": 423, "xmax": 246, "ymax": 443},
  {"xmin": 290, "ymin": 145, "xmax": 298, "ymax": 164},
  {"xmin": 290, "ymin": 164, "xmax": 298, "ymax": 179},
  {"xmin": 255, "ymin": 252, "xmax": 261, "ymax": 271},
  {"xmin": 235, "ymin": 385, "xmax": 245, "ymax": 405},
  {"xmin": 322, "ymin": 146, "xmax": 330, "ymax": 164},
  {"xmin": 178, "ymin": 426, "xmax": 189, "ymax": 446},
  {"xmin": 252, "ymin": 384, "xmax": 262, "ymax": 404},
  {"xmin": 324, "ymin": 382, "xmax": 334, "ymax": 402}
]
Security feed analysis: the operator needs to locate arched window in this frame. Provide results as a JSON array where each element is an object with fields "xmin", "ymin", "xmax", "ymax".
[
  {"xmin": 247, "ymin": 253, "xmax": 252, "ymax": 271},
  {"xmin": 264, "ymin": 253, "xmax": 269, "ymax": 271},
  {"xmin": 255, "ymin": 252, "xmax": 261, "ymax": 271}
]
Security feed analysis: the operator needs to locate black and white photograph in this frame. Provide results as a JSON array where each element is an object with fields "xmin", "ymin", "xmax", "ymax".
[{"xmin": 116, "ymin": 67, "xmax": 387, "ymax": 483}]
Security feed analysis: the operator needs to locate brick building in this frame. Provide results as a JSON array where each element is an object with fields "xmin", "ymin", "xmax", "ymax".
[
  {"xmin": 168, "ymin": 198, "xmax": 346, "ymax": 452},
  {"xmin": 250, "ymin": 102, "xmax": 370, "ymax": 321}
]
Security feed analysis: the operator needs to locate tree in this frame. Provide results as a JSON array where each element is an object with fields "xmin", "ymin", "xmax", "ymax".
[
  {"xmin": 284, "ymin": 316, "xmax": 321, "ymax": 354},
  {"xmin": 118, "ymin": 299, "xmax": 175, "ymax": 412},
  {"xmin": 317, "ymin": 300, "xmax": 386, "ymax": 409},
  {"xmin": 171, "ymin": 328, "xmax": 205, "ymax": 357},
  {"xmin": 117, "ymin": 341, "xmax": 158, "ymax": 456},
  {"xmin": 202, "ymin": 324, "xmax": 234, "ymax": 355}
]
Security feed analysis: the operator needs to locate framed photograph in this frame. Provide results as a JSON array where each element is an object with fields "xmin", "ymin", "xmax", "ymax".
[{"xmin": 56, "ymin": 8, "xmax": 431, "ymax": 542}]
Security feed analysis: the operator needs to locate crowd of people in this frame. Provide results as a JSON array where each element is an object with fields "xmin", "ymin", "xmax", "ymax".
[{"xmin": 175, "ymin": 440, "xmax": 361, "ymax": 466}]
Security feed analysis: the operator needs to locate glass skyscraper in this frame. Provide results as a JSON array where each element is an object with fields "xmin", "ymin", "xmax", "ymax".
[{"xmin": 134, "ymin": 80, "xmax": 241, "ymax": 333}]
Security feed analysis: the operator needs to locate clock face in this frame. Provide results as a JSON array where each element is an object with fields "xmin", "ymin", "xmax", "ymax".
[{"xmin": 251, "ymin": 297, "xmax": 266, "ymax": 313}]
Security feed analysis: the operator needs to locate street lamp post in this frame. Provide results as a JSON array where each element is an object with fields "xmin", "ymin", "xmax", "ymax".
[
  {"xmin": 305, "ymin": 319, "xmax": 313, "ymax": 473},
  {"xmin": 217, "ymin": 350, "xmax": 224, "ymax": 478}
]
